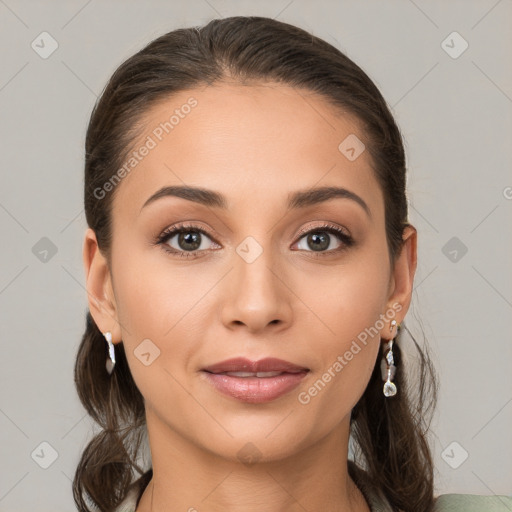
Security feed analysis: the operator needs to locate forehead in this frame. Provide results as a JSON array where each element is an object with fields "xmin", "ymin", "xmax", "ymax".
[{"xmin": 111, "ymin": 81, "xmax": 382, "ymax": 221}]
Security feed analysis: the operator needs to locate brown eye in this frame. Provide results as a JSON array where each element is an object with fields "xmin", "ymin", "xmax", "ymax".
[
  {"xmin": 162, "ymin": 229, "xmax": 213, "ymax": 252},
  {"xmin": 295, "ymin": 225, "xmax": 353, "ymax": 253},
  {"xmin": 156, "ymin": 223, "xmax": 219, "ymax": 259},
  {"xmin": 174, "ymin": 230, "xmax": 203, "ymax": 251},
  {"xmin": 301, "ymin": 232, "xmax": 332, "ymax": 251}
]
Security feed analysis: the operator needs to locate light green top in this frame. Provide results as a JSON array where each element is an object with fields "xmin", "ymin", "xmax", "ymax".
[
  {"xmin": 433, "ymin": 493, "xmax": 512, "ymax": 511},
  {"xmin": 347, "ymin": 461, "xmax": 512, "ymax": 512},
  {"xmin": 113, "ymin": 463, "xmax": 512, "ymax": 512}
]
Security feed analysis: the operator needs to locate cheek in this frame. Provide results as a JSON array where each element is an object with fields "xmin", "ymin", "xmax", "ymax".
[
  {"xmin": 111, "ymin": 247, "xmax": 214, "ymax": 384},
  {"xmin": 292, "ymin": 244, "xmax": 389, "ymax": 413},
  {"xmin": 295, "ymin": 288, "xmax": 383, "ymax": 432},
  {"xmin": 294, "ymin": 242, "xmax": 390, "ymax": 341},
  {"xmin": 112, "ymin": 240, "xmax": 201, "ymax": 335}
]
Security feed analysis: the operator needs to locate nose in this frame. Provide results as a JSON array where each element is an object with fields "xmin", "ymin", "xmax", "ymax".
[{"xmin": 220, "ymin": 245, "xmax": 293, "ymax": 334}]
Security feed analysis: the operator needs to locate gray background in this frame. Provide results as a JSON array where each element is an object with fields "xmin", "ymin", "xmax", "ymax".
[{"xmin": 0, "ymin": 0, "xmax": 511, "ymax": 510}]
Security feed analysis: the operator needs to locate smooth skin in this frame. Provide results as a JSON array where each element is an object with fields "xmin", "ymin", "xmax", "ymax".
[{"xmin": 83, "ymin": 81, "xmax": 417, "ymax": 512}]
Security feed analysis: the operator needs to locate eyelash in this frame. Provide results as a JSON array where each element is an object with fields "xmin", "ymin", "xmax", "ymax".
[{"xmin": 154, "ymin": 222, "xmax": 354, "ymax": 259}]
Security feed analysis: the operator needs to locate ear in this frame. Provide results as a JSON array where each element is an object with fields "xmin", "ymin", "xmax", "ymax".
[
  {"xmin": 82, "ymin": 228, "xmax": 122, "ymax": 344},
  {"xmin": 385, "ymin": 224, "xmax": 417, "ymax": 336}
]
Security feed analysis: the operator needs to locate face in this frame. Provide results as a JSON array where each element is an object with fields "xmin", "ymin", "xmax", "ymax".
[{"xmin": 84, "ymin": 81, "xmax": 416, "ymax": 463}]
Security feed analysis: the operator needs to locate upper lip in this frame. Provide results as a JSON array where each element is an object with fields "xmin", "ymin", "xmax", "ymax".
[{"xmin": 202, "ymin": 357, "xmax": 309, "ymax": 374}]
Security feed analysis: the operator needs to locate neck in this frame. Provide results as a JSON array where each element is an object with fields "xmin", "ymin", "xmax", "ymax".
[{"xmin": 136, "ymin": 410, "xmax": 369, "ymax": 512}]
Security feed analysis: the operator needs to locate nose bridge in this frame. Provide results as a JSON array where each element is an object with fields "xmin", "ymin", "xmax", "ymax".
[
  {"xmin": 236, "ymin": 237, "xmax": 277, "ymax": 296},
  {"xmin": 221, "ymin": 233, "xmax": 291, "ymax": 332}
]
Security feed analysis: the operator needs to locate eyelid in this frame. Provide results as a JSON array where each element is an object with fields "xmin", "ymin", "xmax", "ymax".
[{"xmin": 294, "ymin": 221, "xmax": 351, "ymax": 240}]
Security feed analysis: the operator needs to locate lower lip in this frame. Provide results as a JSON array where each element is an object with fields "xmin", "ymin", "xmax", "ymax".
[{"xmin": 202, "ymin": 371, "xmax": 308, "ymax": 403}]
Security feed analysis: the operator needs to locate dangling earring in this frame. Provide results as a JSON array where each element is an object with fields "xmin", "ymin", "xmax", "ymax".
[
  {"xmin": 103, "ymin": 331, "xmax": 116, "ymax": 375},
  {"xmin": 381, "ymin": 320, "xmax": 398, "ymax": 397}
]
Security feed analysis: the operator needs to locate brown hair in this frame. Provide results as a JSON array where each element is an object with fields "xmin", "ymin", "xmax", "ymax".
[{"xmin": 74, "ymin": 15, "xmax": 438, "ymax": 512}]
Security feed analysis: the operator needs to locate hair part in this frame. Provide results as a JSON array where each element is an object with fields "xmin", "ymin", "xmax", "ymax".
[{"xmin": 75, "ymin": 15, "xmax": 438, "ymax": 512}]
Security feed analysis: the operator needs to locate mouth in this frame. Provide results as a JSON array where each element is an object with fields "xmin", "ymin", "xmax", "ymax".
[
  {"xmin": 201, "ymin": 357, "xmax": 310, "ymax": 403},
  {"xmin": 202, "ymin": 356, "xmax": 309, "ymax": 374},
  {"xmin": 206, "ymin": 370, "xmax": 302, "ymax": 377}
]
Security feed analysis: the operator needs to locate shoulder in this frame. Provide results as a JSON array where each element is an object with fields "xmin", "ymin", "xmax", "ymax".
[{"xmin": 433, "ymin": 493, "xmax": 512, "ymax": 511}]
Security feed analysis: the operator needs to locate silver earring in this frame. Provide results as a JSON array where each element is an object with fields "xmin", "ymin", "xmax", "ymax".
[
  {"xmin": 103, "ymin": 331, "xmax": 116, "ymax": 375},
  {"xmin": 381, "ymin": 320, "xmax": 398, "ymax": 397}
]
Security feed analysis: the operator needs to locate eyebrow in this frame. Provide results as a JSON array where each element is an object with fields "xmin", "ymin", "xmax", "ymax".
[{"xmin": 141, "ymin": 185, "xmax": 371, "ymax": 218}]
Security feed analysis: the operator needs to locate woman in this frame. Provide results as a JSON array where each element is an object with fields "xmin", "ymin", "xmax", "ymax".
[{"xmin": 73, "ymin": 16, "xmax": 511, "ymax": 512}]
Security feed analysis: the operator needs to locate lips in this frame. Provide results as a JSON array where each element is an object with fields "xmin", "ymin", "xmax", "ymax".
[
  {"xmin": 202, "ymin": 357, "xmax": 309, "ymax": 375},
  {"xmin": 201, "ymin": 357, "xmax": 310, "ymax": 403}
]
